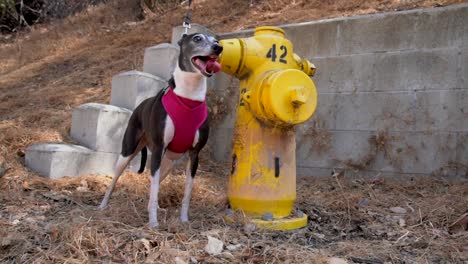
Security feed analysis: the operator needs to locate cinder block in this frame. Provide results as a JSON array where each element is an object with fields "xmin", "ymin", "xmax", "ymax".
[
  {"xmin": 208, "ymin": 127, "xmax": 235, "ymax": 162},
  {"xmin": 171, "ymin": 24, "xmax": 216, "ymax": 45},
  {"xmin": 456, "ymin": 133, "xmax": 468, "ymax": 177},
  {"xmin": 25, "ymin": 143, "xmax": 118, "ymax": 179},
  {"xmin": 111, "ymin": 70, "xmax": 166, "ymax": 110},
  {"xmin": 336, "ymin": 5, "xmax": 467, "ymax": 55},
  {"xmin": 305, "ymin": 93, "xmax": 339, "ymax": 130},
  {"xmin": 313, "ymin": 49, "xmax": 460, "ymax": 93},
  {"xmin": 283, "ymin": 19, "xmax": 340, "ymax": 57},
  {"xmin": 374, "ymin": 49, "xmax": 460, "ymax": 92},
  {"xmin": 296, "ymin": 130, "xmax": 459, "ymax": 176},
  {"xmin": 220, "ymin": 29, "xmax": 252, "ymax": 40},
  {"xmin": 462, "ymin": 47, "xmax": 468, "ymax": 87},
  {"xmin": 312, "ymin": 53, "xmax": 376, "ymax": 93},
  {"xmin": 337, "ymin": 11, "xmax": 418, "ymax": 55},
  {"xmin": 296, "ymin": 167, "xmax": 331, "ymax": 177},
  {"xmin": 413, "ymin": 90, "xmax": 468, "ymax": 132},
  {"xmin": 413, "ymin": 5, "xmax": 468, "ymax": 49},
  {"xmin": 70, "ymin": 103, "xmax": 132, "ymax": 153},
  {"xmin": 296, "ymin": 130, "xmax": 373, "ymax": 170},
  {"xmin": 129, "ymin": 150, "xmax": 152, "ymax": 173},
  {"xmin": 143, "ymin": 44, "xmax": 179, "ymax": 81},
  {"xmin": 330, "ymin": 92, "xmax": 414, "ymax": 132}
]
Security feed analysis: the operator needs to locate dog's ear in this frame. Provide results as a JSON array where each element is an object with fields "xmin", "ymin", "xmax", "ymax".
[{"xmin": 177, "ymin": 34, "xmax": 187, "ymax": 46}]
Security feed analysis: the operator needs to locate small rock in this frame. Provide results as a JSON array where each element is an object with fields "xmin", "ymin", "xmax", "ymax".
[
  {"xmin": 226, "ymin": 243, "xmax": 242, "ymax": 251},
  {"xmin": 204, "ymin": 236, "xmax": 223, "ymax": 255},
  {"xmin": 357, "ymin": 198, "xmax": 369, "ymax": 208},
  {"xmin": 399, "ymin": 218, "xmax": 406, "ymax": 227},
  {"xmin": 138, "ymin": 238, "xmax": 151, "ymax": 252},
  {"xmin": 0, "ymin": 237, "xmax": 12, "ymax": 248},
  {"xmin": 328, "ymin": 257, "xmax": 348, "ymax": 264},
  {"xmin": 190, "ymin": 257, "xmax": 198, "ymax": 263},
  {"xmin": 76, "ymin": 180, "xmax": 89, "ymax": 192},
  {"xmin": 390, "ymin": 207, "xmax": 407, "ymax": 214},
  {"xmin": 243, "ymin": 222, "xmax": 256, "ymax": 233},
  {"xmin": 0, "ymin": 164, "xmax": 5, "ymax": 177},
  {"xmin": 294, "ymin": 209, "xmax": 304, "ymax": 217},
  {"xmin": 11, "ymin": 219, "xmax": 20, "ymax": 225},
  {"xmin": 311, "ymin": 232, "xmax": 325, "ymax": 239},
  {"xmin": 76, "ymin": 187, "xmax": 88, "ymax": 192},
  {"xmin": 261, "ymin": 212, "xmax": 273, "ymax": 221},
  {"xmin": 175, "ymin": 257, "xmax": 187, "ymax": 264}
]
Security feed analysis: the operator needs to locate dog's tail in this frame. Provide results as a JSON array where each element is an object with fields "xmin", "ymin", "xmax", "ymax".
[{"xmin": 138, "ymin": 147, "xmax": 147, "ymax": 174}]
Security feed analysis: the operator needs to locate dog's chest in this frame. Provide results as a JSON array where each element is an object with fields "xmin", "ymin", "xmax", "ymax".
[{"xmin": 162, "ymin": 88, "xmax": 207, "ymax": 154}]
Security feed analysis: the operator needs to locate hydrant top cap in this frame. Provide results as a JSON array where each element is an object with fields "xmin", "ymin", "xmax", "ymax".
[{"xmin": 254, "ymin": 26, "xmax": 285, "ymax": 37}]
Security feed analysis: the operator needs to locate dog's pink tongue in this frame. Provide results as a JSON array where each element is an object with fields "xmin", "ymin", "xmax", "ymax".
[{"xmin": 206, "ymin": 59, "xmax": 221, "ymax": 73}]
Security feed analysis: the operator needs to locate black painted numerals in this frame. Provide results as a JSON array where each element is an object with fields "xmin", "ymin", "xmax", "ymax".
[
  {"xmin": 266, "ymin": 44, "xmax": 287, "ymax": 64},
  {"xmin": 239, "ymin": 88, "xmax": 247, "ymax": 106}
]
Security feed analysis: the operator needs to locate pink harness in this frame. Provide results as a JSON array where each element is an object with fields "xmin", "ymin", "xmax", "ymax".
[{"xmin": 162, "ymin": 87, "xmax": 208, "ymax": 153}]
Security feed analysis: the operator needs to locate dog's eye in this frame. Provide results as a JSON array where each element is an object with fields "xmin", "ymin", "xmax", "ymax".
[{"xmin": 193, "ymin": 35, "xmax": 202, "ymax": 42}]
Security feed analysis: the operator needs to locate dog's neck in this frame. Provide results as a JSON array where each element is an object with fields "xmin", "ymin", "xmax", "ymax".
[{"xmin": 172, "ymin": 64, "xmax": 207, "ymax": 102}]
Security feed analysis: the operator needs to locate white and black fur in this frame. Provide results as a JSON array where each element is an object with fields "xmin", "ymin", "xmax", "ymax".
[{"xmin": 98, "ymin": 33, "xmax": 223, "ymax": 228}]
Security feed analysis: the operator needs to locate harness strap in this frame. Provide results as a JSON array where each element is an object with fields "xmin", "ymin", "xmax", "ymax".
[{"xmin": 182, "ymin": 0, "xmax": 193, "ymax": 35}]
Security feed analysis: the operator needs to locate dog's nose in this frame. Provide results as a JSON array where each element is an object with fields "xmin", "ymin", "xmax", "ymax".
[{"xmin": 212, "ymin": 43, "xmax": 223, "ymax": 54}]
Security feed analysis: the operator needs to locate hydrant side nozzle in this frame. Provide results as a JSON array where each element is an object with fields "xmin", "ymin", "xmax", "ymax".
[
  {"xmin": 218, "ymin": 38, "xmax": 244, "ymax": 76},
  {"xmin": 293, "ymin": 53, "xmax": 316, "ymax": 77}
]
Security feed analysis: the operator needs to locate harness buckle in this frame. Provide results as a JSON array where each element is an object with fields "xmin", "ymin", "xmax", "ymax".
[{"xmin": 182, "ymin": 21, "xmax": 191, "ymax": 35}]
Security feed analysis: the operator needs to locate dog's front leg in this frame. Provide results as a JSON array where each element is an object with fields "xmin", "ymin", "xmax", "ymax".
[
  {"xmin": 181, "ymin": 150, "xmax": 199, "ymax": 222},
  {"xmin": 148, "ymin": 148, "xmax": 164, "ymax": 228}
]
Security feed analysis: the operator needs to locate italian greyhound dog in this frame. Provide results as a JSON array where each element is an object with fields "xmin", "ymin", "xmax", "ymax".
[{"xmin": 98, "ymin": 33, "xmax": 223, "ymax": 228}]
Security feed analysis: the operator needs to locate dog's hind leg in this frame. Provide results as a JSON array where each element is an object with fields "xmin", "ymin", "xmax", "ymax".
[
  {"xmin": 148, "ymin": 146, "xmax": 164, "ymax": 228},
  {"xmin": 180, "ymin": 150, "xmax": 199, "ymax": 222},
  {"xmin": 99, "ymin": 122, "xmax": 145, "ymax": 210},
  {"xmin": 98, "ymin": 154, "xmax": 134, "ymax": 210}
]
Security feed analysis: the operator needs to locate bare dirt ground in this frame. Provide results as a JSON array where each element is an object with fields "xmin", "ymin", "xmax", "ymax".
[{"xmin": 1, "ymin": 0, "xmax": 467, "ymax": 263}]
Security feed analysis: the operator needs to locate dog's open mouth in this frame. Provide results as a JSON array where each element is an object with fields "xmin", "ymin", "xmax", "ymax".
[{"xmin": 192, "ymin": 55, "xmax": 221, "ymax": 76}]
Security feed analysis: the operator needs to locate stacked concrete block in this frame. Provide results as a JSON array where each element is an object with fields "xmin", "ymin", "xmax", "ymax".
[
  {"xmin": 70, "ymin": 103, "xmax": 132, "ymax": 153},
  {"xmin": 143, "ymin": 44, "xmax": 179, "ymax": 81},
  {"xmin": 25, "ymin": 144, "xmax": 117, "ymax": 179},
  {"xmin": 111, "ymin": 70, "xmax": 166, "ymax": 110}
]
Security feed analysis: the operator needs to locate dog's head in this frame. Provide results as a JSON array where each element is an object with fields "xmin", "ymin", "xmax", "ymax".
[{"xmin": 177, "ymin": 33, "xmax": 223, "ymax": 77}]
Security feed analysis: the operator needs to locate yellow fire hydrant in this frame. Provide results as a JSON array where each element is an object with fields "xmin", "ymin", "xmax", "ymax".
[{"xmin": 218, "ymin": 26, "xmax": 318, "ymax": 230}]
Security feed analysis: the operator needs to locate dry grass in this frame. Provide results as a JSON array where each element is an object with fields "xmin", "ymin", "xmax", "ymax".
[
  {"xmin": 1, "ymin": 0, "xmax": 468, "ymax": 263},
  {"xmin": 1, "ymin": 165, "xmax": 467, "ymax": 263}
]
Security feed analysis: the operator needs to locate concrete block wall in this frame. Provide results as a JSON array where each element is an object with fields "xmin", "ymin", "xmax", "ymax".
[{"xmin": 208, "ymin": 4, "xmax": 468, "ymax": 178}]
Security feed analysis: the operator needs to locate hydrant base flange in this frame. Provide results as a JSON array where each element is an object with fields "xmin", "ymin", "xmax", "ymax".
[
  {"xmin": 250, "ymin": 213, "xmax": 308, "ymax": 231},
  {"xmin": 224, "ymin": 212, "xmax": 308, "ymax": 231}
]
